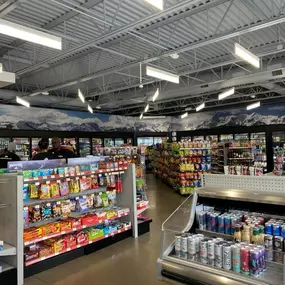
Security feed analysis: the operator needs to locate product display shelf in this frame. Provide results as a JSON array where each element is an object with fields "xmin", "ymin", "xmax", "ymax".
[
  {"xmin": 20, "ymin": 159, "xmax": 138, "ymax": 277},
  {"xmin": 157, "ymin": 182, "xmax": 285, "ymax": 285},
  {"xmin": 0, "ymin": 174, "xmax": 23, "ymax": 285},
  {"xmin": 152, "ymin": 142, "xmax": 212, "ymax": 195},
  {"xmin": 211, "ymin": 143, "xmax": 225, "ymax": 174},
  {"xmin": 24, "ymin": 211, "xmax": 130, "ymax": 246},
  {"xmin": 23, "ymin": 167, "xmax": 128, "ymax": 182},
  {"xmin": 25, "ymin": 225, "xmax": 132, "ymax": 266}
]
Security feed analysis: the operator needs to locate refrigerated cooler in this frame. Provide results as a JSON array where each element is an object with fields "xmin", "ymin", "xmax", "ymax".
[
  {"xmin": 63, "ymin": 138, "xmax": 77, "ymax": 155},
  {"xmin": 0, "ymin": 138, "xmax": 10, "ymax": 152},
  {"xmin": 157, "ymin": 175, "xmax": 285, "ymax": 285},
  {"xmin": 12, "ymin": 138, "xmax": 30, "ymax": 160},
  {"xmin": 79, "ymin": 138, "xmax": 91, "ymax": 157},
  {"xmin": 104, "ymin": 138, "xmax": 114, "ymax": 147}
]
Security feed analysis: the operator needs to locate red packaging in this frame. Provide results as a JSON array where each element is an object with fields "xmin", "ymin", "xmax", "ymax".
[
  {"xmin": 64, "ymin": 234, "xmax": 77, "ymax": 248},
  {"xmin": 71, "ymin": 218, "xmax": 82, "ymax": 228},
  {"xmin": 75, "ymin": 231, "xmax": 88, "ymax": 245},
  {"xmin": 81, "ymin": 215, "xmax": 98, "ymax": 226},
  {"xmin": 241, "ymin": 246, "xmax": 250, "ymax": 274}
]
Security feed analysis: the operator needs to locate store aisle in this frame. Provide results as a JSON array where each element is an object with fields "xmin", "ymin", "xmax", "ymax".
[{"xmin": 25, "ymin": 174, "xmax": 184, "ymax": 285}]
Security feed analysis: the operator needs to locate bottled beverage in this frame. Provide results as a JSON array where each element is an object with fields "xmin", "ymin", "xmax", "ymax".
[
  {"xmin": 259, "ymin": 226, "xmax": 265, "ymax": 245},
  {"xmin": 242, "ymin": 225, "xmax": 251, "ymax": 243},
  {"xmin": 251, "ymin": 227, "xmax": 259, "ymax": 244},
  {"xmin": 234, "ymin": 224, "xmax": 242, "ymax": 242}
]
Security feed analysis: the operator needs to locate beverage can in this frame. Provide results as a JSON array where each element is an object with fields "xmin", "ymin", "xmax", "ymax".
[
  {"xmin": 264, "ymin": 234, "xmax": 273, "ymax": 261},
  {"xmin": 198, "ymin": 212, "xmax": 206, "ymax": 230},
  {"xmin": 231, "ymin": 216, "xmax": 238, "ymax": 235},
  {"xmin": 249, "ymin": 249, "xmax": 259, "ymax": 277},
  {"xmin": 273, "ymin": 223, "xmax": 281, "ymax": 236},
  {"xmin": 224, "ymin": 215, "xmax": 231, "ymax": 235},
  {"xmin": 188, "ymin": 235, "xmax": 196, "ymax": 255},
  {"xmin": 195, "ymin": 234, "xmax": 204, "ymax": 254},
  {"xmin": 241, "ymin": 247, "xmax": 250, "ymax": 275},
  {"xmin": 214, "ymin": 242, "xmax": 223, "ymax": 268},
  {"xmin": 274, "ymin": 236, "xmax": 284, "ymax": 263},
  {"xmin": 200, "ymin": 239, "xmax": 208, "ymax": 259},
  {"xmin": 282, "ymin": 224, "xmax": 285, "ymax": 238},
  {"xmin": 210, "ymin": 214, "xmax": 217, "ymax": 232},
  {"xmin": 223, "ymin": 244, "xmax": 232, "ymax": 270},
  {"xmin": 232, "ymin": 245, "xmax": 241, "ymax": 273},
  {"xmin": 181, "ymin": 234, "xmax": 188, "ymax": 254},
  {"xmin": 256, "ymin": 246, "xmax": 265, "ymax": 273},
  {"xmin": 206, "ymin": 212, "xmax": 212, "ymax": 231},
  {"xmin": 265, "ymin": 222, "xmax": 273, "ymax": 235},
  {"xmin": 208, "ymin": 240, "xmax": 215, "ymax": 260},
  {"xmin": 218, "ymin": 215, "xmax": 224, "ymax": 234},
  {"xmin": 175, "ymin": 234, "xmax": 181, "ymax": 255}
]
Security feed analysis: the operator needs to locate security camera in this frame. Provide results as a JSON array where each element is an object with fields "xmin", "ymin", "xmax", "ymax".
[{"xmin": 139, "ymin": 84, "xmax": 143, "ymax": 89}]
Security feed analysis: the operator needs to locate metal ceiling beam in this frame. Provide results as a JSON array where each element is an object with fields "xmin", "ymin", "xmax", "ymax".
[
  {"xmin": 0, "ymin": 0, "xmax": 103, "ymax": 57},
  {"xmin": 25, "ymin": 14, "xmax": 285, "ymax": 97},
  {"xmin": 0, "ymin": 0, "xmax": 26, "ymax": 18},
  {"xmin": 16, "ymin": 0, "xmax": 229, "ymax": 76}
]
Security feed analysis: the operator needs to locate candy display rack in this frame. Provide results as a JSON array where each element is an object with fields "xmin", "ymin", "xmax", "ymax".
[
  {"xmin": 0, "ymin": 174, "xmax": 23, "ymax": 285},
  {"xmin": 6, "ymin": 157, "xmax": 138, "ymax": 277},
  {"xmin": 157, "ymin": 174, "xmax": 285, "ymax": 285}
]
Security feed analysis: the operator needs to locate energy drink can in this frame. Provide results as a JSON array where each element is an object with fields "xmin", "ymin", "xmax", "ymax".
[
  {"xmin": 207, "ymin": 240, "xmax": 215, "ymax": 260},
  {"xmin": 265, "ymin": 222, "xmax": 273, "ymax": 235},
  {"xmin": 214, "ymin": 242, "xmax": 223, "ymax": 268},
  {"xmin": 264, "ymin": 234, "xmax": 273, "ymax": 261},
  {"xmin": 181, "ymin": 234, "xmax": 188, "ymax": 257},
  {"xmin": 200, "ymin": 239, "xmax": 208, "ymax": 264},
  {"xmin": 206, "ymin": 212, "xmax": 211, "ymax": 231},
  {"xmin": 224, "ymin": 215, "xmax": 231, "ymax": 235},
  {"xmin": 223, "ymin": 244, "xmax": 232, "ymax": 270},
  {"xmin": 273, "ymin": 223, "xmax": 281, "ymax": 236},
  {"xmin": 218, "ymin": 215, "xmax": 225, "ymax": 234},
  {"xmin": 210, "ymin": 213, "xmax": 217, "ymax": 232},
  {"xmin": 195, "ymin": 234, "xmax": 204, "ymax": 254},
  {"xmin": 198, "ymin": 212, "xmax": 206, "ymax": 230},
  {"xmin": 231, "ymin": 216, "xmax": 238, "ymax": 235},
  {"xmin": 175, "ymin": 234, "xmax": 181, "ymax": 255},
  {"xmin": 188, "ymin": 235, "xmax": 196, "ymax": 255},
  {"xmin": 249, "ymin": 249, "xmax": 260, "ymax": 277},
  {"xmin": 232, "ymin": 245, "xmax": 241, "ymax": 273},
  {"xmin": 274, "ymin": 236, "xmax": 284, "ymax": 263},
  {"xmin": 256, "ymin": 246, "xmax": 265, "ymax": 273},
  {"xmin": 241, "ymin": 246, "xmax": 250, "ymax": 275},
  {"xmin": 282, "ymin": 225, "xmax": 285, "ymax": 238}
]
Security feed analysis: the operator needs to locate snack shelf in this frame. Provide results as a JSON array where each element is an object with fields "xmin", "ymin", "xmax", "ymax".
[
  {"xmin": 23, "ymin": 187, "xmax": 107, "ymax": 206},
  {"xmin": 25, "ymin": 225, "xmax": 132, "ymax": 266},
  {"xmin": 0, "ymin": 261, "xmax": 14, "ymax": 272},
  {"xmin": 24, "ymin": 211, "xmax": 130, "ymax": 246},
  {"xmin": 0, "ymin": 243, "xmax": 16, "ymax": 256},
  {"xmin": 26, "ymin": 207, "xmax": 128, "ymax": 228},
  {"xmin": 137, "ymin": 206, "xmax": 149, "ymax": 216},
  {"xmin": 228, "ymin": 147, "xmax": 252, "ymax": 149},
  {"xmin": 228, "ymin": 157, "xmax": 253, "ymax": 160},
  {"xmin": 179, "ymin": 148, "xmax": 211, "ymax": 150},
  {"xmin": 23, "ymin": 167, "xmax": 128, "ymax": 182}
]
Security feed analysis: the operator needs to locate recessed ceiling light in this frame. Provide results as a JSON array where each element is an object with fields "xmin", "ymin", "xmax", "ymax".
[
  {"xmin": 170, "ymin": 53, "xmax": 179, "ymax": 59},
  {"xmin": 96, "ymin": 106, "xmax": 101, "ymax": 109},
  {"xmin": 42, "ymin": 91, "xmax": 49, "ymax": 95},
  {"xmin": 88, "ymin": 99, "xmax": 92, "ymax": 102}
]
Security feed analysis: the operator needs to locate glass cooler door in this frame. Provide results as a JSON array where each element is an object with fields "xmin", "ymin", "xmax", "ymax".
[
  {"xmin": 12, "ymin": 138, "xmax": 30, "ymax": 160},
  {"xmin": 79, "ymin": 138, "xmax": 91, "ymax": 157}
]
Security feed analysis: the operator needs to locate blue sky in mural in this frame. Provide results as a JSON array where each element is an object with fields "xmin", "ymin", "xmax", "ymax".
[{"xmin": 60, "ymin": 108, "xmax": 111, "ymax": 122}]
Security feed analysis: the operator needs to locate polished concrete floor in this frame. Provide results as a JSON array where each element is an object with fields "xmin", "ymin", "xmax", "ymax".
[{"xmin": 25, "ymin": 174, "xmax": 184, "ymax": 285}]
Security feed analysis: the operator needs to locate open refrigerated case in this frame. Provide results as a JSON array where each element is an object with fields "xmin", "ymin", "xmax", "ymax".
[{"xmin": 157, "ymin": 174, "xmax": 285, "ymax": 285}]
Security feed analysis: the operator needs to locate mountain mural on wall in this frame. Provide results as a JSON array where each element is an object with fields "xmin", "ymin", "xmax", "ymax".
[
  {"xmin": 0, "ymin": 105, "xmax": 171, "ymax": 132},
  {"xmin": 173, "ymin": 104, "xmax": 285, "ymax": 130}
]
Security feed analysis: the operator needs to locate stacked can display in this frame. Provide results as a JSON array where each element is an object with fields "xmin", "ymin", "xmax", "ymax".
[{"xmin": 174, "ymin": 233, "xmax": 267, "ymax": 277}]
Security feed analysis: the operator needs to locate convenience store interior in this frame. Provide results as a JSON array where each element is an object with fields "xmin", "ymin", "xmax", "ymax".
[{"xmin": 2, "ymin": 0, "xmax": 285, "ymax": 285}]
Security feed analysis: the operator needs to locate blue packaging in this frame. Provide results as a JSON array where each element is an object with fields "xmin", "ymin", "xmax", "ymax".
[
  {"xmin": 282, "ymin": 225, "xmax": 285, "ymax": 238},
  {"xmin": 210, "ymin": 214, "xmax": 217, "ymax": 232},
  {"xmin": 273, "ymin": 223, "xmax": 281, "ymax": 236},
  {"xmin": 224, "ymin": 215, "xmax": 231, "ymax": 235},
  {"xmin": 23, "ymin": 184, "xmax": 28, "ymax": 201},
  {"xmin": 218, "ymin": 215, "xmax": 225, "ymax": 233},
  {"xmin": 265, "ymin": 222, "xmax": 273, "ymax": 235}
]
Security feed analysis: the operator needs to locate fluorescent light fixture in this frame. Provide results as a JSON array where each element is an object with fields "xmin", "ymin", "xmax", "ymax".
[
  {"xmin": 96, "ymin": 106, "xmax": 101, "ymax": 109},
  {"xmin": 87, "ymin": 104, "xmax": 93, "ymax": 113},
  {"xmin": 181, "ymin": 112, "xmax": 188, "ymax": 119},
  {"xmin": 196, "ymin": 102, "xmax": 205, "ymax": 112},
  {"xmin": 218, "ymin": 87, "xmax": 235, "ymax": 100},
  {"xmin": 16, "ymin": 96, "xmax": 30, "ymax": 108},
  {"xmin": 78, "ymin": 89, "xmax": 85, "ymax": 103},
  {"xmin": 234, "ymin": 43, "xmax": 260, "ymax": 68},
  {"xmin": 145, "ymin": 0, "xmax": 163, "ymax": 10},
  {"xmin": 0, "ymin": 63, "xmax": 2, "ymax": 73},
  {"xmin": 146, "ymin": 66, "xmax": 179, "ymax": 84},
  {"xmin": 144, "ymin": 104, "xmax": 149, "ymax": 113},
  {"xmin": 140, "ymin": 113, "xmax": 143, "ymax": 120},
  {"xmin": 143, "ymin": 116, "xmax": 166, "ymax": 119},
  {"xmin": 152, "ymin": 88, "xmax": 159, "ymax": 102},
  {"xmin": 0, "ymin": 19, "xmax": 62, "ymax": 50},
  {"xmin": 246, "ymin": 101, "xmax": 260, "ymax": 110}
]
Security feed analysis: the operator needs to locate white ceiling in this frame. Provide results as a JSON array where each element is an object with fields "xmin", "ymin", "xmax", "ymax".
[{"xmin": 1, "ymin": 0, "xmax": 285, "ymax": 115}]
